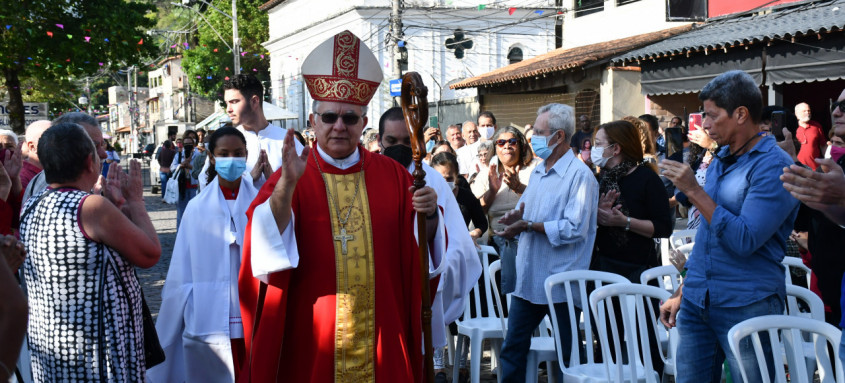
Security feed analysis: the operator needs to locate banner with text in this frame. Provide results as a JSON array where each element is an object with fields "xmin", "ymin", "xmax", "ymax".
[{"xmin": 0, "ymin": 102, "xmax": 49, "ymax": 130}]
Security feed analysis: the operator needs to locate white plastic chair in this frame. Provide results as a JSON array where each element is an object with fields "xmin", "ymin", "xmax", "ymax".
[
  {"xmin": 783, "ymin": 256, "xmax": 812, "ymax": 288},
  {"xmin": 785, "ymin": 285, "xmax": 827, "ymax": 382},
  {"xmin": 489, "ymin": 260, "xmax": 557, "ymax": 383},
  {"xmin": 639, "ymin": 265, "xmax": 682, "ymax": 295},
  {"xmin": 639, "ymin": 265, "xmax": 682, "ymax": 381},
  {"xmin": 669, "ymin": 229, "xmax": 696, "ymax": 250},
  {"xmin": 544, "ymin": 270, "xmax": 630, "ymax": 382},
  {"xmin": 453, "ymin": 245, "xmax": 504, "ymax": 383},
  {"xmin": 675, "ymin": 243, "xmax": 694, "ymax": 258},
  {"xmin": 589, "ymin": 283, "xmax": 672, "ymax": 383},
  {"xmin": 727, "ymin": 315, "xmax": 844, "ymax": 383}
]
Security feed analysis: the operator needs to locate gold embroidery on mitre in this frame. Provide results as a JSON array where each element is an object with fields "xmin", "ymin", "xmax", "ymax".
[
  {"xmin": 332, "ymin": 31, "xmax": 359, "ymax": 78},
  {"xmin": 326, "ymin": 172, "xmax": 375, "ymax": 382},
  {"xmin": 303, "ymin": 76, "xmax": 379, "ymax": 106}
]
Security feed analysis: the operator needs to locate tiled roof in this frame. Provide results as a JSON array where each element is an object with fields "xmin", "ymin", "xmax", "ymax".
[
  {"xmin": 259, "ymin": 0, "xmax": 286, "ymax": 11},
  {"xmin": 449, "ymin": 24, "xmax": 694, "ymax": 90},
  {"xmin": 615, "ymin": 0, "xmax": 845, "ymax": 63}
]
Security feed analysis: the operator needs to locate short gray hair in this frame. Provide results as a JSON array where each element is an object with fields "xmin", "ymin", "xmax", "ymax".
[
  {"xmin": 699, "ymin": 70, "xmax": 762, "ymax": 124},
  {"xmin": 53, "ymin": 112, "xmax": 98, "ymax": 128},
  {"xmin": 0, "ymin": 130, "xmax": 19, "ymax": 145},
  {"xmin": 312, "ymin": 100, "xmax": 368, "ymax": 119},
  {"xmin": 537, "ymin": 103, "xmax": 575, "ymax": 142}
]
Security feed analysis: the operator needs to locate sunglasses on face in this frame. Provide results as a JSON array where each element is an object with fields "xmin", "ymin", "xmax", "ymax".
[
  {"xmin": 316, "ymin": 112, "xmax": 361, "ymax": 125},
  {"xmin": 832, "ymin": 100, "xmax": 845, "ymax": 114},
  {"xmin": 496, "ymin": 138, "xmax": 518, "ymax": 147}
]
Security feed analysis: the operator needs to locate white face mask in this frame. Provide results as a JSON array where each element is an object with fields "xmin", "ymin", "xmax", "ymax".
[
  {"xmin": 591, "ymin": 144, "xmax": 613, "ymax": 168},
  {"xmin": 447, "ymin": 181, "xmax": 456, "ymax": 191},
  {"xmin": 483, "ymin": 126, "xmax": 495, "ymax": 140}
]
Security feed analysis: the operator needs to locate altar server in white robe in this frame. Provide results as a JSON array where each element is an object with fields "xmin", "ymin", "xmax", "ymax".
[
  {"xmin": 377, "ymin": 107, "xmax": 482, "ymax": 348},
  {"xmin": 148, "ymin": 126, "xmax": 259, "ymax": 383}
]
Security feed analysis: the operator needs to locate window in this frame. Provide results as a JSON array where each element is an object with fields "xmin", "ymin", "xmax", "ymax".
[
  {"xmin": 617, "ymin": 0, "xmax": 640, "ymax": 5},
  {"xmin": 507, "ymin": 47, "xmax": 523, "ymax": 65},
  {"xmin": 574, "ymin": 0, "xmax": 603, "ymax": 17}
]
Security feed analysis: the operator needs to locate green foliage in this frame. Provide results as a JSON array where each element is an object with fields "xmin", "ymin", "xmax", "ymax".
[
  {"xmin": 180, "ymin": 0, "xmax": 270, "ymax": 101},
  {"xmin": 0, "ymin": 0, "xmax": 161, "ymax": 131}
]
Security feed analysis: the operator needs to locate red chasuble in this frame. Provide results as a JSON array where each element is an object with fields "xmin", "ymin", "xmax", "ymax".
[{"xmin": 238, "ymin": 146, "xmax": 424, "ymax": 382}]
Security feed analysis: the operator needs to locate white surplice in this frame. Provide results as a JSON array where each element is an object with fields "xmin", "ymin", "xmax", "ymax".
[
  {"xmin": 147, "ymin": 174, "xmax": 258, "ymax": 383},
  {"xmin": 410, "ymin": 161, "xmax": 482, "ymax": 347}
]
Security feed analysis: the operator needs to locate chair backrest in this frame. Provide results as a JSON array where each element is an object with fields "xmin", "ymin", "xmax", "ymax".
[
  {"xmin": 675, "ymin": 243, "xmax": 694, "ymax": 257},
  {"xmin": 727, "ymin": 315, "xmax": 844, "ymax": 383},
  {"xmin": 544, "ymin": 270, "xmax": 630, "ymax": 371},
  {"xmin": 640, "ymin": 265, "xmax": 683, "ymax": 294},
  {"xmin": 783, "ymin": 257, "xmax": 812, "ymax": 288},
  {"xmin": 785, "ymin": 285, "xmax": 825, "ymax": 322},
  {"xmin": 488, "ymin": 259, "xmax": 508, "ymax": 336},
  {"xmin": 589, "ymin": 283, "xmax": 671, "ymax": 383},
  {"xmin": 669, "ymin": 229, "xmax": 696, "ymax": 249},
  {"xmin": 460, "ymin": 245, "xmax": 499, "ymax": 322}
]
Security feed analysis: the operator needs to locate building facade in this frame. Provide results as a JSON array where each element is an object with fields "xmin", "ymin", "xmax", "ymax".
[{"xmin": 146, "ymin": 56, "xmax": 215, "ymax": 145}]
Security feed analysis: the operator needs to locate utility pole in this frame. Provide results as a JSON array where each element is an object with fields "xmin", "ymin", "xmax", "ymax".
[
  {"xmin": 85, "ymin": 77, "xmax": 92, "ymax": 115},
  {"xmin": 231, "ymin": 0, "xmax": 240, "ymax": 74},
  {"xmin": 390, "ymin": 0, "xmax": 402, "ymax": 81}
]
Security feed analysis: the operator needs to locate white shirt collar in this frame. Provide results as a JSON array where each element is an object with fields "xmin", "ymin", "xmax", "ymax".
[{"xmin": 316, "ymin": 144, "xmax": 360, "ymax": 170}]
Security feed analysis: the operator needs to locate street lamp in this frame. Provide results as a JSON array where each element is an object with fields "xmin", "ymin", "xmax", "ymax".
[{"xmin": 172, "ymin": 0, "xmax": 240, "ymax": 74}]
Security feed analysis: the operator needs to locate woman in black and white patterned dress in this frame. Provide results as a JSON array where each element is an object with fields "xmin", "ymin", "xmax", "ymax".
[{"xmin": 20, "ymin": 123, "xmax": 161, "ymax": 382}]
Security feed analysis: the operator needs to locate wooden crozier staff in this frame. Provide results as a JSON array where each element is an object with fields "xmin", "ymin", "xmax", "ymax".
[{"xmin": 400, "ymin": 71, "xmax": 435, "ymax": 383}]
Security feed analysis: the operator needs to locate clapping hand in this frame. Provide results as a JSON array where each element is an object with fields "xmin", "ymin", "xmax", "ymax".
[
  {"xmin": 488, "ymin": 164, "xmax": 502, "ymax": 191},
  {"xmin": 669, "ymin": 249, "xmax": 687, "ymax": 273},
  {"xmin": 781, "ymin": 158, "xmax": 845, "ymax": 210},
  {"xmin": 498, "ymin": 202, "xmax": 525, "ymax": 226},
  {"xmin": 495, "ymin": 202, "xmax": 527, "ymax": 239},
  {"xmin": 502, "ymin": 165, "xmax": 522, "ymax": 192},
  {"xmin": 103, "ymin": 160, "xmax": 126, "ymax": 209}
]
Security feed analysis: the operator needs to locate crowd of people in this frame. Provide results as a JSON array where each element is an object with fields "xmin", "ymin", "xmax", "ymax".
[{"xmin": 2, "ymin": 29, "xmax": 845, "ymax": 383}]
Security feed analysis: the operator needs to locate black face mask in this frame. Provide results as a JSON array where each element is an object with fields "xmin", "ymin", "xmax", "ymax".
[
  {"xmin": 382, "ymin": 144, "xmax": 413, "ymax": 168},
  {"xmin": 183, "ymin": 145, "xmax": 194, "ymax": 155}
]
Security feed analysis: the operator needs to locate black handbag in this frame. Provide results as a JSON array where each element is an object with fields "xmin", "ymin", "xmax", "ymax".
[{"xmin": 139, "ymin": 286, "xmax": 166, "ymax": 368}]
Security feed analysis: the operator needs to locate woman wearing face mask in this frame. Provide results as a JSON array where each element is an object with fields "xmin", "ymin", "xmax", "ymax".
[
  {"xmin": 171, "ymin": 130, "xmax": 200, "ymax": 228},
  {"xmin": 590, "ymin": 120, "xmax": 673, "ymax": 282},
  {"xmin": 471, "ymin": 126, "xmax": 539, "ymax": 296},
  {"xmin": 148, "ymin": 127, "xmax": 258, "ymax": 383}
]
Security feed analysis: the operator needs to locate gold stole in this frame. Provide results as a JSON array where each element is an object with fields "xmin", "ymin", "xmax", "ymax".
[{"xmin": 325, "ymin": 172, "xmax": 376, "ymax": 382}]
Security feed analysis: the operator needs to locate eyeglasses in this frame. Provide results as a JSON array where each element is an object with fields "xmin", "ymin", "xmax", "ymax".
[
  {"xmin": 496, "ymin": 138, "xmax": 518, "ymax": 147},
  {"xmin": 832, "ymin": 100, "xmax": 845, "ymax": 114},
  {"xmin": 316, "ymin": 112, "xmax": 361, "ymax": 125}
]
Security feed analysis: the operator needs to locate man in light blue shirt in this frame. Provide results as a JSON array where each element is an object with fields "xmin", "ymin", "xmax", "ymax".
[
  {"xmin": 660, "ymin": 70, "xmax": 800, "ymax": 383},
  {"xmin": 496, "ymin": 103, "xmax": 599, "ymax": 382}
]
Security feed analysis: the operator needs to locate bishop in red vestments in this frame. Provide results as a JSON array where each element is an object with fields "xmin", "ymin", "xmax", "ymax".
[{"xmin": 237, "ymin": 30, "xmax": 444, "ymax": 383}]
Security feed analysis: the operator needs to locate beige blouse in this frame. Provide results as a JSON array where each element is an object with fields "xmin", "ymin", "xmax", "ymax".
[{"xmin": 470, "ymin": 158, "xmax": 540, "ymax": 234}]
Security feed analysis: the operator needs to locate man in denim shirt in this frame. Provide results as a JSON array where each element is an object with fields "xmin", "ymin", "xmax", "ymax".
[{"xmin": 659, "ymin": 70, "xmax": 799, "ymax": 383}]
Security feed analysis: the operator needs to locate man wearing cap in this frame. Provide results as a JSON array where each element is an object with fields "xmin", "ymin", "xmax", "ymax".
[{"xmin": 238, "ymin": 30, "xmax": 445, "ymax": 382}]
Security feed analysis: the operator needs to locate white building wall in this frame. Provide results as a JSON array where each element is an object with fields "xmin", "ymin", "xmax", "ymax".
[
  {"xmin": 264, "ymin": 0, "xmax": 555, "ymax": 129},
  {"xmin": 560, "ymin": 0, "xmax": 690, "ymax": 49}
]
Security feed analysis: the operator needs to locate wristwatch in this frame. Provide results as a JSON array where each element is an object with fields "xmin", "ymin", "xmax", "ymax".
[
  {"xmin": 525, "ymin": 220, "xmax": 533, "ymax": 232},
  {"xmin": 624, "ymin": 216, "xmax": 631, "ymax": 231}
]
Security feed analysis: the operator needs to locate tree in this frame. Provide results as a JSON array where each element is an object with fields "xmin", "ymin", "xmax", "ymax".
[
  {"xmin": 0, "ymin": 0, "xmax": 159, "ymax": 133},
  {"xmin": 179, "ymin": 0, "xmax": 270, "ymax": 101}
]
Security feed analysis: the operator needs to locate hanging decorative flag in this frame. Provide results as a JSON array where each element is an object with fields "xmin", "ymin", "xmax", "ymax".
[
  {"xmin": 206, "ymin": 76, "xmax": 212, "ymax": 79},
  {"xmin": 224, "ymin": 76, "xmax": 230, "ymax": 81},
  {"xmin": 99, "ymin": 62, "xmax": 104, "ymax": 66},
  {"xmin": 252, "ymin": 68, "xmax": 257, "ymax": 72},
  {"xmin": 477, "ymin": 4, "xmax": 486, "ymax": 10},
  {"xmin": 84, "ymin": 36, "xmax": 90, "ymax": 42},
  {"xmin": 241, "ymin": 52, "xmax": 247, "ymax": 57},
  {"xmin": 170, "ymin": 44, "xmax": 177, "ymax": 48},
  {"xmin": 398, "ymin": 41, "xmax": 405, "ymax": 47},
  {"xmin": 47, "ymin": 31, "xmax": 53, "ymax": 37},
  {"xmin": 508, "ymin": 7, "xmax": 516, "ymax": 15},
  {"xmin": 66, "ymin": 58, "xmax": 70, "ymax": 62},
  {"xmin": 196, "ymin": 75, "xmax": 201, "ymax": 79},
  {"xmin": 225, "ymin": 67, "xmax": 229, "ymax": 71},
  {"xmin": 26, "ymin": 57, "xmax": 31, "ymax": 60},
  {"xmin": 213, "ymin": 48, "xmax": 218, "ymax": 52},
  {"xmin": 104, "ymin": 38, "xmax": 109, "ymax": 42},
  {"xmin": 56, "ymin": 24, "xmax": 64, "ymax": 29},
  {"xmin": 534, "ymin": 10, "xmax": 543, "ymax": 14},
  {"xmin": 260, "ymin": 54, "xmax": 264, "ymax": 59},
  {"xmin": 138, "ymin": 38, "xmax": 143, "ymax": 45},
  {"xmin": 5, "ymin": 25, "xmax": 10, "ymax": 30},
  {"xmin": 67, "ymin": 34, "xmax": 72, "ymax": 39}
]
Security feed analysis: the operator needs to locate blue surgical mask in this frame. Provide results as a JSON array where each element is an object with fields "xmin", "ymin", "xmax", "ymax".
[
  {"xmin": 215, "ymin": 157, "xmax": 247, "ymax": 182},
  {"xmin": 426, "ymin": 139, "xmax": 436, "ymax": 153},
  {"xmin": 530, "ymin": 132, "xmax": 559, "ymax": 160}
]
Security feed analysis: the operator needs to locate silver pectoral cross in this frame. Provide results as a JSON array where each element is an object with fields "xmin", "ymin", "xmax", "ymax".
[{"xmin": 334, "ymin": 227, "xmax": 354, "ymax": 255}]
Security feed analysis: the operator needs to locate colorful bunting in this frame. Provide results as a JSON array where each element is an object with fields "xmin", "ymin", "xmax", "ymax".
[
  {"xmin": 213, "ymin": 48, "xmax": 218, "ymax": 52},
  {"xmin": 46, "ymin": 31, "xmax": 53, "ymax": 38},
  {"xmin": 534, "ymin": 10, "xmax": 543, "ymax": 14},
  {"xmin": 55, "ymin": 24, "xmax": 64, "ymax": 29},
  {"xmin": 84, "ymin": 36, "xmax": 90, "ymax": 42},
  {"xmin": 67, "ymin": 34, "xmax": 72, "ymax": 39},
  {"xmin": 477, "ymin": 4, "xmax": 486, "ymax": 10},
  {"xmin": 138, "ymin": 38, "xmax": 143, "ymax": 45},
  {"xmin": 5, "ymin": 25, "xmax": 10, "ymax": 30},
  {"xmin": 508, "ymin": 7, "xmax": 516, "ymax": 15}
]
